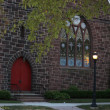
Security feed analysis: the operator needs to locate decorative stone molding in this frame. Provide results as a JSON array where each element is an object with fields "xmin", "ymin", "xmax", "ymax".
[{"xmin": 6, "ymin": 50, "xmax": 36, "ymax": 91}]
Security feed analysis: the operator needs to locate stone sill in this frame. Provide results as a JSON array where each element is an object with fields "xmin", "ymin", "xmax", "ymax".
[{"xmin": 60, "ymin": 66, "xmax": 93, "ymax": 71}]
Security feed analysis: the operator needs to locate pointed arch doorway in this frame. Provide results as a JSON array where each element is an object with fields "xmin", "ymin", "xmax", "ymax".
[{"xmin": 11, "ymin": 57, "xmax": 31, "ymax": 91}]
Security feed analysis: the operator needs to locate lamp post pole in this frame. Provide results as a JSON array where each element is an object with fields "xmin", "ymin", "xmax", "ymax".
[{"xmin": 91, "ymin": 52, "xmax": 98, "ymax": 108}]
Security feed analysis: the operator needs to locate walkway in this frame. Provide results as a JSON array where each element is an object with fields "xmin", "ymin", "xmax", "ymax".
[{"xmin": 0, "ymin": 102, "xmax": 110, "ymax": 110}]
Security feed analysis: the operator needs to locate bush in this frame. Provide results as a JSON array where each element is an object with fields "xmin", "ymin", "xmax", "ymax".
[
  {"xmin": 59, "ymin": 93, "xmax": 70, "ymax": 100},
  {"xmin": 61, "ymin": 85, "xmax": 79, "ymax": 97},
  {"xmin": 68, "ymin": 85, "xmax": 79, "ymax": 91},
  {"xmin": 49, "ymin": 91, "xmax": 61, "ymax": 100},
  {"xmin": 44, "ymin": 91, "xmax": 70, "ymax": 100},
  {"xmin": 61, "ymin": 85, "xmax": 110, "ymax": 98},
  {"xmin": 62, "ymin": 90, "xmax": 110, "ymax": 99},
  {"xmin": 75, "ymin": 91, "xmax": 92, "ymax": 98},
  {"xmin": 105, "ymin": 89, "xmax": 110, "ymax": 92},
  {"xmin": 0, "ymin": 90, "xmax": 11, "ymax": 100},
  {"xmin": 60, "ymin": 85, "xmax": 79, "ymax": 98},
  {"xmin": 53, "ymin": 92, "xmax": 70, "ymax": 100},
  {"xmin": 96, "ymin": 91, "xmax": 110, "ymax": 98},
  {"xmin": 45, "ymin": 85, "xmax": 110, "ymax": 99},
  {"xmin": 44, "ymin": 91, "xmax": 55, "ymax": 99},
  {"xmin": 62, "ymin": 90, "xmax": 92, "ymax": 98}
]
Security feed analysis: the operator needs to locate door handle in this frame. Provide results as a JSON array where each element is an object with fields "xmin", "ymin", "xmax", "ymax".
[{"xmin": 19, "ymin": 80, "xmax": 21, "ymax": 84}]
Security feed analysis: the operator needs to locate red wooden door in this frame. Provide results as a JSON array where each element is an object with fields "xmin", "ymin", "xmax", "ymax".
[{"xmin": 11, "ymin": 57, "xmax": 31, "ymax": 91}]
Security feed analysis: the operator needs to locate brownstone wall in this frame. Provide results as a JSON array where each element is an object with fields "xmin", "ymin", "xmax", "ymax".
[
  {"xmin": 48, "ymin": 17, "xmax": 110, "ymax": 91},
  {"xmin": 89, "ymin": 17, "xmax": 110, "ymax": 90},
  {"xmin": 0, "ymin": 0, "xmax": 110, "ymax": 93},
  {"xmin": 0, "ymin": 0, "xmax": 50, "ymax": 93}
]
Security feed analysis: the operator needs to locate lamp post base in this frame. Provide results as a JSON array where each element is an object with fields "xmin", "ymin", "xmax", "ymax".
[{"xmin": 91, "ymin": 103, "xmax": 97, "ymax": 108}]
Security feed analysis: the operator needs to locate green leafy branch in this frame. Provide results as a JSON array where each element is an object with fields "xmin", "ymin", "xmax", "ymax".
[{"xmin": 0, "ymin": 0, "xmax": 110, "ymax": 62}]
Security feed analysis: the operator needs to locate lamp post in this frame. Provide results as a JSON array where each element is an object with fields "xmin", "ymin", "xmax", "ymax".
[{"xmin": 91, "ymin": 52, "xmax": 98, "ymax": 108}]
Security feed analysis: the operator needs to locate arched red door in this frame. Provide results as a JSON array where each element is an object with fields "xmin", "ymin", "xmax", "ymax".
[{"xmin": 11, "ymin": 57, "xmax": 31, "ymax": 91}]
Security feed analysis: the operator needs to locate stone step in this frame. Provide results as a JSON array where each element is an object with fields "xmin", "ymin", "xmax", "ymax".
[
  {"xmin": 19, "ymin": 96, "xmax": 45, "ymax": 100},
  {"xmin": 18, "ymin": 98, "xmax": 46, "ymax": 102},
  {"xmin": 14, "ymin": 93, "xmax": 46, "ymax": 102},
  {"xmin": 18, "ymin": 98, "xmax": 45, "ymax": 102},
  {"xmin": 11, "ymin": 92, "xmax": 38, "ymax": 96}
]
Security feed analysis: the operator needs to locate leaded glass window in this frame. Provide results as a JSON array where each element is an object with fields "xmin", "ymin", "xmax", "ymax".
[
  {"xmin": 60, "ymin": 16, "xmax": 91, "ymax": 68},
  {"xmin": 68, "ymin": 27, "xmax": 75, "ymax": 66},
  {"xmin": 60, "ymin": 29, "xmax": 67, "ymax": 66}
]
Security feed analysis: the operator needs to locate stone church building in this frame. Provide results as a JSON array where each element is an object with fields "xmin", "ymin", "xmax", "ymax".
[{"xmin": 0, "ymin": 0, "xmax": 110, "ymax": 95}]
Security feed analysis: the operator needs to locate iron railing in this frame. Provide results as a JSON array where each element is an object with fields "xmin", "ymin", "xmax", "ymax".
[
  {"xmin": 10, "ymin": 83, "xmax": 21, "ymax": 93},
  {"xmin": 9, "ymin": 83, "xmax": 21, "ymax": 100}
]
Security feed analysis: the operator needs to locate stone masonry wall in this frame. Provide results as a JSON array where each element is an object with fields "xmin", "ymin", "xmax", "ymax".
[
  {"xmin": 0, "ymin": 0, "xmax": 50, "ymax": 93},
  {"xmin": 48, "ymin": 16, "xmax": 110, "ymax": 91},
  {"xmin": 0, "ymin": 0, "xmax": 110, "ymax": 92}
]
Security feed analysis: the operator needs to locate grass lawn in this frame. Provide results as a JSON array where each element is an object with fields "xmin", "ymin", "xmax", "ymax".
[
  {"xmin": 0, "ymin": 100, "xmax": 21, "ymax": 103},
  {"xmin": 78, "ymin": 105, "xmax": 110, "ymax": 110},
  {"xmin": 49, "ymin": 99, "xmax": 110, "ymax": 103},
  {"xmin": 2, "ymin": 106, "xmax": 55, "ymax": 110}
]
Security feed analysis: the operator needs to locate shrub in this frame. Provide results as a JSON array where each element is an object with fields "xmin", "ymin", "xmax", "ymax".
[
  {"xmin": 44, "ymin": 91, "xmax": 70, "ymax": 100},
  {"xmin": 61, "ymin": 89, "xmax": 110, "ymax": 98},
  {"xmin": 53, "ymin": 92, "xmax": 70, "ymax": 100},
  {"xmin": 61, "ymin": 85, "xmax": 110, "ymax": 98},
  {"xmin": 76, "ymin": 91, "xmax": 92, "ymax": 98},
  {"xmin": 59, "ymin": 93, "xmax": 70, "ymax": 100},
  {"xmin": 63, "ymin": 86, "xmax": 79, "ymax": 98},
  {"xmin": 96, "ymin": 91, "xmax": 110, "ymax": 98},
  {"xmin": 45, "ymin": 85, "xmax": 110, "ymax": 99},
  {"xmin": 51, "ymin": 91, "xmax": 61, "ymax": 100},
  {"xmin": 70, "ymin": 90, "xmax": 110, "ymax": 98},
  {"xmin": 44, "ymin": 91, "xmax": 55, "ymax": 99},
  {"xmin": 60, "ymin": 85, "xmax": 79, "ymax": 98},
  {"xmin": 105, "ymin": 89, "xmax": 110, "ymax": 92},
  {"xmin": 0, "ymin": 90, "xmax": 11, "ymax": 100},
  {"xmin": 68, "ymin": 85, "xmax": 79, "ymax": 91}
]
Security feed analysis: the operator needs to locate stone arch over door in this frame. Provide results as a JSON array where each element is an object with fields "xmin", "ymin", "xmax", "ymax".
[{"xmin": 7, "ymin": 51, "xmax": 37, "ymax": 92}]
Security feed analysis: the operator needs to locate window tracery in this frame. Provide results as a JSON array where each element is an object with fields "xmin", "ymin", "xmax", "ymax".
[{"xmin": 60, "ymin": 16, "xmax": 90, "ymax": 67}]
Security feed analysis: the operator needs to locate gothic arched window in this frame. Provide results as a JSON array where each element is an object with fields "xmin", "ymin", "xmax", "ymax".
[{"xmin": 60, "ymin": 16, "xmax": 90, "ymax": 67}]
